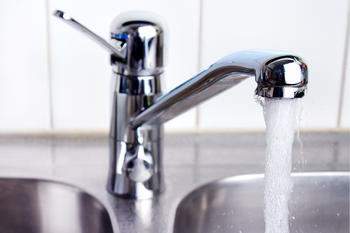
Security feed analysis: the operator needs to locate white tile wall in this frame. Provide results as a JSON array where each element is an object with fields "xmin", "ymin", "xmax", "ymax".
[
  {"xmin": 0, "ymin": 0, "xmax": 349, "ymax": 133},
  {"xmin": 341, "ymin": 73, "xmax": 349, "ymax": 128},
  {"xmin": 199, "ymin": 0, "xmax": 349, "ymax": 130},
  {"xmin": 0, "ymin": 0, "xmax": 51, "ymax": 131},
  {"xmin": 341, "ymin": 29, "xmax": 350, "ymax": 128}
]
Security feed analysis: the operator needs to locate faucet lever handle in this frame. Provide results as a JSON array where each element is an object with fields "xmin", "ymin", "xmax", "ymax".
[{"xmin": 53, "ymin": 10, "xmax": 126, "ymax": 60}]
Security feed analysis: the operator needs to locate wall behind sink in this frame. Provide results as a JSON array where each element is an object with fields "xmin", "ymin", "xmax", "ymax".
[{"xmin": 0, "ymin": 0, "xmax": 349, "ymax": 133}]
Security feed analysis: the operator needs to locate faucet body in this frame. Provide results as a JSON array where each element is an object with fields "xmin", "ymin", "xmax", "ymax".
[
  {"xmin": 108, "ymin": 71, "xmax": 165, "ymax": 198},
  {"xmin": 54, "ymin": 10, "xmax": 308, "ymax": 199}
]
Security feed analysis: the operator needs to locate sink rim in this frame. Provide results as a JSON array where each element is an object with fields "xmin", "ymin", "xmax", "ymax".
[
  {"xmin": 168, "ymin": 171, "xmax": 350, "ymax": 233},
  {"xmin": 0, "ymin": 175, "xmax": 119, "ymax": 233}
]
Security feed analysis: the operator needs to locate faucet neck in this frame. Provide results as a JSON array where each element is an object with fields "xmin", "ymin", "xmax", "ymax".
[{"xmin": 109, "ymin": 73, "xmax": 163, "ymax": 142}]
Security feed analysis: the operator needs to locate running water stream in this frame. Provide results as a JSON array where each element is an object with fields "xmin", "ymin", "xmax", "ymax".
[{"xmin": 263, "ymin": 98, "xmax": 299, "ymax": 233}]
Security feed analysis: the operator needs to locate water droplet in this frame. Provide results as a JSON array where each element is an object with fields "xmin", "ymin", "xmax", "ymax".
[
  {"xmin": 291, "ymin": 215, "xmax": 296, "ymax": 219},
  {"xmin": 218, "ymin": 225, "xmax": 220, "ymax": 228},
  {"xmin": 315, "ymin": 224, "xmax": 317, "ymax": 227},
  {"xmin": 317, "ymin": 209, "xmax": 319, "ymax": 211},
  {"xmin": 323, "ymin": 185, "xmax": 325, "ymax": 187},
  {"xmin": 239, "ymin": 231, "xmax": 242, "ymax": 233},
  {"xmin": 250, "ymin": 219, "xmax": 253, "ymax": 222},
  {"xmin": 231, "ymin": 225, "xmax": 233, "ymax": 228},
  {"xmin": 222, "ymin": 213, "xmax": 225, "ymax": 216},
  {"xmin": 337, "ymin": 213, "xmax": 340, "ymax": 216},
  {"xmin": 314, "ymin": 181, "xmax": 318, "ymax": 184}
]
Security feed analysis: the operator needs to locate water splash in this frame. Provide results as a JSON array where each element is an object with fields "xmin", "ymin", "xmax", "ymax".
[{"xmin": 295, "ymin": 99, "xmax": 305, "ymax": 170}]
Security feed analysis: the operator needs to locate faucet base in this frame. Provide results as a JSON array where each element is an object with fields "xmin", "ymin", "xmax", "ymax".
[{"xmin": 107, "ymin": 131, "xmax": 165, "ymax": 199}]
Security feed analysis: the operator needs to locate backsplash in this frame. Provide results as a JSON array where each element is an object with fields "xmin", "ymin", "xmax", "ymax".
[{"xmin": 0, "ymin": 0, "xmax": 349, "ymax": 133}]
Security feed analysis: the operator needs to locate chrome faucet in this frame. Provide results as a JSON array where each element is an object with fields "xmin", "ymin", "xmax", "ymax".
[{"xmin": 54, "ymin": 10, "xmax": 308, "ymax": 199}]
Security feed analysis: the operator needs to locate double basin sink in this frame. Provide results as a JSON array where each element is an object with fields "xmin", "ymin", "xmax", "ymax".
[
  {"xmin": 0, "ymin": 173, "xmax": 348, "ymax": 233},
  {"xmin": 0, "ymin": 133, "xmax": 348, "ymax": 232}
]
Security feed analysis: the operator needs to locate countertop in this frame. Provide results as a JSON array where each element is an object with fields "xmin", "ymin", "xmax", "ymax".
[{"xmin": 0, "ymin": 132, "xmax": 348, "ymax": 233}]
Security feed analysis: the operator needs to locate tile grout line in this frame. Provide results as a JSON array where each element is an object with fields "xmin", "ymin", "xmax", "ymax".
[
  {"xmin": 337, "ymin": 0, "xmax": 350, "ymax": 128},
  {"xmin": 44, "ymin": 0, "xmax": 54, "ymax": 130},
  {"xmin": 195, "ymin": 0, "xmax": 203, "ymax": 129}
]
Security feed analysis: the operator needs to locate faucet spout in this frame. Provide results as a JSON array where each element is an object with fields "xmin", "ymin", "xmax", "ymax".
[{"xmin": 130, "ymin": 50, "xmax": 308, "ymax": 129}]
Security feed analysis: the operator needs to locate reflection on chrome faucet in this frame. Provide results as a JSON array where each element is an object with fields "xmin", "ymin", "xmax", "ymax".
[{"xmin": 54, "ymin": 10, "xmax": 308, "ymax": 199}]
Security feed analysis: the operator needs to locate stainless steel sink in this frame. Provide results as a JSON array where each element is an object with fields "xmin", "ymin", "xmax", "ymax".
[
  {"xmin": 173, "ymin": 172, "xmax": 349, "ymax": 233},
  {"xmin": 0, "ymin": 178, "xmax": 114, "ymax": 233}
]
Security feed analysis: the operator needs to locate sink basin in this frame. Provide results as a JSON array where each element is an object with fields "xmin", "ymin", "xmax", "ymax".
[
  {"xmin": 0, "ymin": 178, "xmax": 114, "ymax": 233},
  {"xmin": 173, "ymin": 172, "xmax": 349, "ymax": 233}
]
